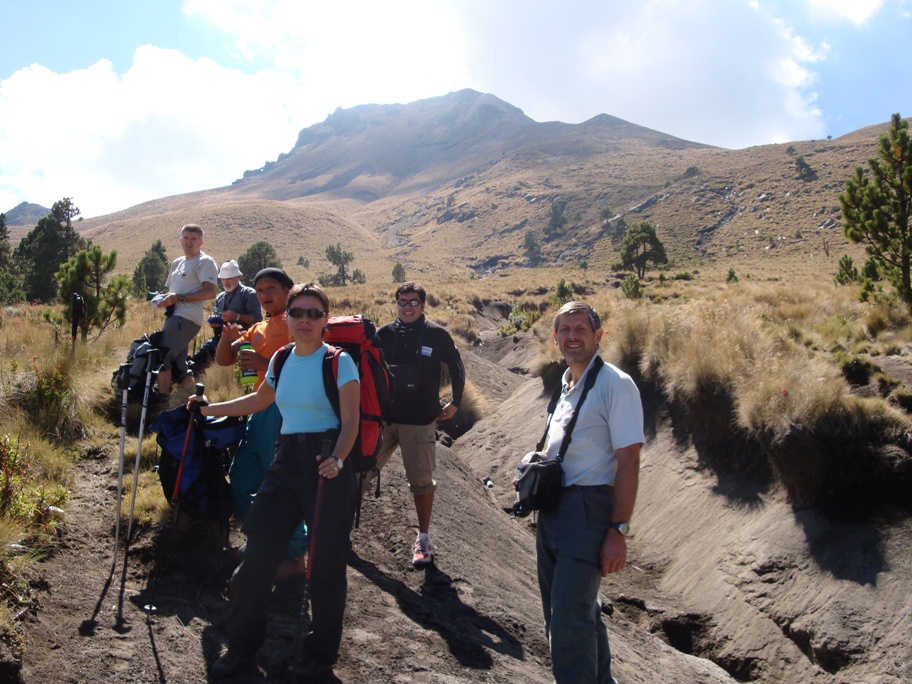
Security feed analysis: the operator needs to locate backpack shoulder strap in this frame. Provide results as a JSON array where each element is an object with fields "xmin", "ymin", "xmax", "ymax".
[
  {"xmin": 536, "ymin": 381, "xmax": 565, "ymax": 452},
  {"xmin": 322, "ymin": 345, "xmax": 342, "ymax": 420},
  {"xmin": 555, "ymin": 356, "xmax": 603, "ymax": 461},
  {"xmin": 269, "ymin": 342, "xmax": 296, "ymax": 388},
  {"xmin": 535, "ymin": 356, "xmax": 604, "ymax": 455}
]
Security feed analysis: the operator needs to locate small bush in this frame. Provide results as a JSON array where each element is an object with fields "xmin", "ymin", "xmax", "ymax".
[
  {"xmin": 550, "ymin": 279, "xmax": 573, "ymax": 307},
  {"xmin": 498, "ymin": 301, "xmax": 542, "ymax": 336},
  {"xmin": 834, "ymin": 255, "xmax": 859, "ymax": 285},
  {"xmin": 621, "ymin": 275, "xmax": 642, "ymax": 300}
]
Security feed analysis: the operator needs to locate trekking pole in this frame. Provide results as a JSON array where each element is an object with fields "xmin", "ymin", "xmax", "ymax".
[
  {"xmin": 172, "ymin": 383, "xmax": 205, "ymax": 503},
  {"xmin": 112, "ymin": 363, "xmax": 131, "ymax": 561},
  {"xmin": 292, "ymin": 438, "xmax": 332, "ymax": 681},
  {"xmin": 125, "ymin": 348, "xmax": 160, "ymax": 544}
]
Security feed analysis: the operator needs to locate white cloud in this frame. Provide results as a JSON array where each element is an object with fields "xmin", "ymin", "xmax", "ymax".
[
  {"xmin": 0, "ymin": 46, "xmax": 303, "ymax": 217},
  {"xmin": 805, "ymin": 0, "xmax": 885, "ymax": 25},
  {"xmin": 184, "ymin": 0, "xmax": 471, "ymax": 114},
  {"xmin": 452, "ymin": 0, "xmax": 827, "ymax": 147}
]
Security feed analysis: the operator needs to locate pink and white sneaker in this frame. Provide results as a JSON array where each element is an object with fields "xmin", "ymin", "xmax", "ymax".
[{"xmin": 412, "ymin": 536, "xmax": 435, "ymax": 567}]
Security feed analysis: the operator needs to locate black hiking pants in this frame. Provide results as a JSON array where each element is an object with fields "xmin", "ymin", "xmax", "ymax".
[{"xmin": 226, "ymin": 430, "xmax": 355, "ymax": 666}]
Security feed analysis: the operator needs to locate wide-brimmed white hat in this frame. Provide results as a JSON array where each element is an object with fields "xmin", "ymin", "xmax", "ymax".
[{"xmin": 218, "ymin": 260, "xmax": 243, "ymax": 279}]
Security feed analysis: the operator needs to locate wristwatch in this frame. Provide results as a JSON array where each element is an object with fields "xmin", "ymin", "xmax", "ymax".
[
  {"xmin": 334, "ymin": 457, "xmax": 344, "ymax": 470},
  {"xmin": 179, "ymin": 295, "xmax": 186, "ymax": 303},
  {"xmin": 610, "ymin": 522, "xmax": 630, "ymax": 536}
]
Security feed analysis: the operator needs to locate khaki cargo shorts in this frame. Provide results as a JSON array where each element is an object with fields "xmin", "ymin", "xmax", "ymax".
[{"xmin": 367, "ymin": 422, "xmax": 437, "ymax": 495}]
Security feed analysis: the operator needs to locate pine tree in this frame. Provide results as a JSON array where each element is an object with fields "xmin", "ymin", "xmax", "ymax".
[
  {"xmin": 14, "ymin": 198, "xmax": 89, "ymax": 302},
  {"xmin": 0, "ymin": 213, "xmax": 23, "ymax": 303},
  {"xmin": 618, "ymin": 221, "xmax": 668, "ymax": 278},
  {"xmin": 840, "ymin": 113, "xmax": 912, "ymax": 310},
  {"xmin": 57, "ymin": 245, "xmax": 130, "ymax": 341},
  {"xmin": 132, "ymin": 240, "xmax": 169, "ymax": 296},
  {"xmin": 238, "ymin": 241, "xmax": 282, "ymax": 281}
]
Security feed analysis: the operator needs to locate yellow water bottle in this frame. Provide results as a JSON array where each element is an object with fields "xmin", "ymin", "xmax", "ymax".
[{"xmin": 238, "ymin": 342, "xmax": 257, "ymax": 390}]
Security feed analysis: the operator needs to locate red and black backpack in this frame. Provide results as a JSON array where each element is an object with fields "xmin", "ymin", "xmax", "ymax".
[{"xmin": 271, "ymin": 315, "xmax": 392, "ymax": 483}]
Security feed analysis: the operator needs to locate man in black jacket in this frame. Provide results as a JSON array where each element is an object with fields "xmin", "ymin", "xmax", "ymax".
[{"xmin": 374, "ymin": 282, "xmax": 465, "ymax": 567}]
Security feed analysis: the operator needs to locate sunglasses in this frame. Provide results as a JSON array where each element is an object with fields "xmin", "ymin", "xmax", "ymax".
[
  {"xmin": 397, "ymin": 298, "xmax": 423, "ymax": 307},
  {"xmin": 288, "ymin": 307, "xmax": 327, "ymax": 320}
]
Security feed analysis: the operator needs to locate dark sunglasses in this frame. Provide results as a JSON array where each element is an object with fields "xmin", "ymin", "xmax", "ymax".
[
  {"xmin": 397, "ymin": 298, "xmax": 423, "ymax": 307},
  {"xmin": 288, "ymin": 307, "xmax": 326, "ymax": 320}
]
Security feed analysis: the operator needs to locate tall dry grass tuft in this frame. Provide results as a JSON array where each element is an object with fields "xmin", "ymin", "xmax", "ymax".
[
  {"xmin": 639, "ymin": 298, "xmax": 774, "ymax": 406},
  {"xmin": 448, "ymin": 314, "xmax": 480, "ymax": 345},
  {"xmin": 439, "ymin": 378, "xmax": 489, "ymax": 440},
  {"xmin": 602, "ymin": 299, "xmax": 653, "ymax": 378},
  {"xmin": 612, "ymin": 284, "xmax": 912, "ymax": 513}
]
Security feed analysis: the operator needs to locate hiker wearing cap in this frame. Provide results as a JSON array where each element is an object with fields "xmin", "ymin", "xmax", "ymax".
[
  {"xmin": 192, "ymin": 282, "xmax": 359, "ymax": 681},
  {"xmin": 534, "ymin": 301, "xmax": 643, "ymax": 684},
  {"xmin": 214, "ymin": 267, "xmax": 307, "ymax": 578},
  {"xmin": 156, "ymin": 223, "xmax": 218, "ymax": 395},
  {"xmin": 370, "ymin": 281, "xmax": 465, "ymax": 567},
  {"xmin": 189, "ymin": 260, "xmax": 261, "ymax": 374}
]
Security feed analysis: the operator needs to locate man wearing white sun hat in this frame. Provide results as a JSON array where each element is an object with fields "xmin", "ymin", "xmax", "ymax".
[{"xmin": 190, "ymin": 259, "xmax": 262, "ymax": 374}]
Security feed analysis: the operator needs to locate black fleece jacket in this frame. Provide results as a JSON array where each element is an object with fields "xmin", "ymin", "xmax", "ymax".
[{"xmin": 377, "ymin": 315, "xmax": 466, "ymax": 425}]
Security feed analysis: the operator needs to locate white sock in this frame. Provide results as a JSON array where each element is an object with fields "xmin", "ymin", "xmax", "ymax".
[{"xmin": 417, "ymin": 531, "xmax": 430, "ymax": 543}]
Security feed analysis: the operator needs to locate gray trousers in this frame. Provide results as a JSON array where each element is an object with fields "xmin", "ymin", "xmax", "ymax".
[{"xmin": 536, "ymin": 486, "xmax": 615, "ymax": 684}]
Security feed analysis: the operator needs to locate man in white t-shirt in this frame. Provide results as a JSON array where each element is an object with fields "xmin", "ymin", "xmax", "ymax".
[{"xmin": 155, "ymin": 223, "xmax": 218, "ymax": 394}]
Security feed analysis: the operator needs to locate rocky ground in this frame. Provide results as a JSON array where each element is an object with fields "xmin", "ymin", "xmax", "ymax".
[{"xmin": 14, "ymin": 317, "xmax": 912, "ymax": 683}]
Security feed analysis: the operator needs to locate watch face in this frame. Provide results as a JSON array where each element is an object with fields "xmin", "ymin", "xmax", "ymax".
[{"xmin": 614, "ymin": 522, "xmax": 630, "ymax": 536}]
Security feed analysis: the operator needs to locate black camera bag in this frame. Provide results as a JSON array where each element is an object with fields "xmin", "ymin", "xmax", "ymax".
[{"xmin": 513, "ymin": 357, "xmax": 604, "ymax": 518}]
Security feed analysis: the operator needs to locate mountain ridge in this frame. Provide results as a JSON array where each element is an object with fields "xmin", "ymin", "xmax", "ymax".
[{"xmin": 60, "ymin": 89, "xmax": 893, "ymax": 282}]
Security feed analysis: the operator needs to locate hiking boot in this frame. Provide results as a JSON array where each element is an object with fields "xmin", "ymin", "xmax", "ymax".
[
  {"xmin": 412, "ymin": 536, "xmax": 434, "ymax": 567},
  {"xmin": 287, "ymin": 657, "xmax": 333, "ymax": 682},
  {"xmin": 209, "ymin": 649, "xmax": 255, "ymax": 679}
]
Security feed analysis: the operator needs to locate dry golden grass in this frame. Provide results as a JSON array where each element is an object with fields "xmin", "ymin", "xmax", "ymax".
[{"xmin": 5, "ymin": 258, "xmax": 912, "ymax": 555}]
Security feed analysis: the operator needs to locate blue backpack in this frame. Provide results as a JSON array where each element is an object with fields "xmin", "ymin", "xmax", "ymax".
[{"xmin": 150, "ymin": 406, "xmax": 247, "ymax": 520}]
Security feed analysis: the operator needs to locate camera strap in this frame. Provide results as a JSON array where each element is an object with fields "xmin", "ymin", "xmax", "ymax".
[{"xmin": 535, "ymin": 356, "xmax": 604, "ymax": 461}]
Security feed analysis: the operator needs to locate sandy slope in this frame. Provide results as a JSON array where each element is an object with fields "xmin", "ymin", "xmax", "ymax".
[{"xmin": 458, "ymin": 338, "xmax": 912, "ymax": 684}]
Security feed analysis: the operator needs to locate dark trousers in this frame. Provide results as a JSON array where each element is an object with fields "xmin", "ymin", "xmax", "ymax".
[
  {"xmin": 226, "ymin": 431, "xmax": 355, "ymax": 665},
  {"xmin": 537, "ymin": 487, "xmax": 615, "ymax": 684}
]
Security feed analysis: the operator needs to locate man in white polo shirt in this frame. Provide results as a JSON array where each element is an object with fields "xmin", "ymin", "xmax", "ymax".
[{"xmin": 535, "ymin": 300, "xmax": 644, "ymax": 684}]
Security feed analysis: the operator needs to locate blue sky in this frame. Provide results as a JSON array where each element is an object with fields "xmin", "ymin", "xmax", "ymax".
[{"xmin": 1, "ymin": 0, "xmax": 910, "ymax": 218}]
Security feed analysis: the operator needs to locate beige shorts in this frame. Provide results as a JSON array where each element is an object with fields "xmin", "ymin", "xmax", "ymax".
[{"xmin": 368, "ymin": 422, "xmax": 437, "ymax": 495}]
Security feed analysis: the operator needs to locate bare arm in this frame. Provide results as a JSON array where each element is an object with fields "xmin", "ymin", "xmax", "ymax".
[
  {"xmin": 162, "ymin": 281, "xmax": 217, "ymax": 307},
  {"xmin": 188, "ymin": 380, "xmax": 275, "ymax": 417},
  {"xmin": 600, "ymin": 442, "xmax": 641, "ymax": 576}
]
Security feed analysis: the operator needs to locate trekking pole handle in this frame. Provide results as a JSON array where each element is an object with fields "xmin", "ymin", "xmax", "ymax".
[
  {"xmin": 119, "ymin": 363, "xmax": 131, "ymax": 391},
  {"xmin": 191, "ymin": 383, "xmax": 205, "ymax": 413}
]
